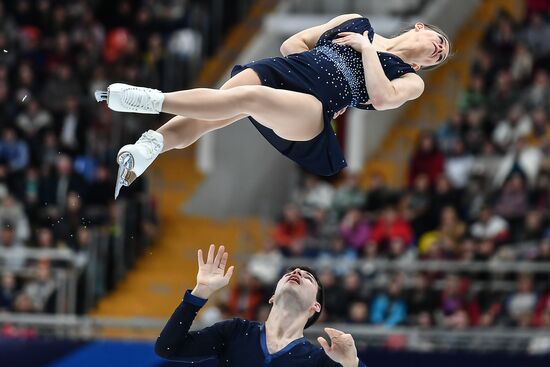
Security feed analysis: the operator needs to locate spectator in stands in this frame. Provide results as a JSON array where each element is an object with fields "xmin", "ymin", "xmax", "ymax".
[
  {"xmin": 35, "ymin": 227, "xmax": 57, "ymax": 249},
  {"xmin": 0, "ymin": 272, "xmax": 16, "ymax": 311},
  {"xmin": 431, "ymin": 176, "xmax": 461, "ymax": 221},
  {"xmin": 15, "ymin": 99, "xmax": 52, "ymax": 162},
  {"xmin": 408, "ymin": 132, "xmax": 445, "ymax": 187},
  {"xmin": 463, "ymin": 107, "xmax": 488, "ymax": 155},
  {"xmin": 317, "ymin": 268, "xmax": 345, "ymax": 322},
  {"xmin": 470, "ymin": 48, "xmax": 497, "ymax": 92},
  {"xmin": 317, "ymin": 237, "xmax": 358, "ymax": 277},
  {"xmin": 85, "ymin": 165, "xmax": 113, "ymax": 208},
  {"xmin": 492, "ymin": 104, "xmax": 532, "ymax": 152},
  {"xmin": 12, "ymin": 293, "xmax": 35, "ymax": 313},
  {"xmin": 517, "ymin": 210, "xmax": 545, "ymax": 242},
  {"xmin": 457, "ymin": 75, "xmax": 487, "ymax": 112},
  {"xmin": 247, "ymin": 239, "xmax": 284, "ymax": 285},
  {"xmin": 371, "ymin": 206, "xmax": 413, "ymax": 251},
  {"xmin": 493, "ymin": 173, "xmax": 530, "ymax": 239},
  {"xmin": 337, "ymin": 271, "xmax": 369, "ymax": 321},
  {"xmin": 470, "ymin": 205, "xmax": 509, "ymax": 242},
  {"xmin": 406, "ymin": 273, "xmax": 437, "ymax": 325},
  {"xmin": 533, "ymin": 291, "xmax": 550, "ymax": 327},
  {"xmin": 24, "ymin": 260, "xmax": 56, "ymax": 313},
  {"xmin": 475, "ymin": 239, "xmax": 497, "ymax": 262},
  {"xmin": 339, "ymin": 208, "xmax": 371, "ymax": 254},
  {"xmin": 418, "ymin": 206, "xmax": 465, "ymax": 259},
  {"xmin": 510, "ymin": 43, "xmax": 534, "ymax": 85},
  {"xmin": 456, "ymin": 237, "xmax": 476, "ymax": 261},
  {"xmin": 524, "ymin": 69, "xmax": 550, "ymax": 111},
  {"xmin": 331, "ymin": 173, "xmax": 366, "ymax": 220},
  {"xmin": 523, "ymin": 13, "xmax": 550, "ymax": 62},
  {"xmin": 0, "ymin": 127, "xmax": 29, "ymax": 173},
  {"xmin": 227, "ymin": 270, "xmax": 264, "ymax": 320},
  {"xmin": 292, "ymin": 174, "xmax": 334, "ymax": 230},
  {"xmin": 444, "ymin": 139, "xmax": 474, "ymax": 189},
  {"xmin": 54, "ymin": 191, "xmax": 84, "ymax": 245},
  {"xmin": 529, "ymin": 306, "xmax": 550, "ymax": 353},
  {"xmin": 71, "ymin": 226, "xmax": 92, "ymax": 253},
  {"xmin": 39, "ymin": 154, "xmax": 86, "ymax": 213},
  {"xmin": 58, "ymin": 96, "xmax": 87, "ymax": 155},
  {"xmin": 535, "ymin": 238, "xmax": 550, "ymax": 262},
  {"xmin": 0, "ymin": 223, "xmax": 27, "ymax": 271},
  {"xmin": 404, "ymin": 173, "xmax": 433, "ymax": 237},
  {"xmin": 528, "ymin": 107, "xmax": 550, "ymax": 150},
  {"xmin": 272, "ymin": 203, "xmax": 307, "ymax": 254},
  {"xmin": 38, "ymin": 131, "xmax": 60, "ymax": 171},
  {"xmin": 22, "ymin": 167, "xmax": 40, "ymax": 224},
  {"xmin": 40, "ymin": 64, "xmax": 80, "ymax": 113},
  {"xmin": 364, "ymin": 172, "xmax": 393, "ymax": 215},
  {"xmin": 436, "ymin": 112, "xmax": 465, "ymax": 155},
  {"xmin": 438, "ymin": 274, "xmax": 476, "ymax": 328},
  {"xmin": 370, "ymin": 274, "xmax": 407, "ymax": 327},
  {"xmin": 0, "ymin": 194, "xmax": 30, "ymax": 242},
  {"xmin": 488, "ymin": 70, "xmax": 519, "ymax": 122},
  {"xmin": 476, "ymin": 289, "xmax": 503, "ymax": 327},
  {"xmin": 482, "ymin": 10, "xmax": 516, "ymax": 69},
  {"xmin": 505, "ymin": 273, "xmax": 538, "ymax": 327},
  {"xmin": 347, "ymin": 301, "xmax": 369, "ymax": 324},
  {"xmin": 530, "ymin": 171, "xmax": 550, "ymax": 210}
]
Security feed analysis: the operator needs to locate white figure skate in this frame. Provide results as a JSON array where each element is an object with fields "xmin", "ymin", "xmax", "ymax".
[
  {"xmin": 95, "ymin": 83, "xmax": 164, "ymax": 114},
  {"xmin": 114, "ymin": 130, "xmax": 163, "ymax": 199}
]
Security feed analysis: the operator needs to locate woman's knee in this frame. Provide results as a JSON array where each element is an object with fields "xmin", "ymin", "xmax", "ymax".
[{"xmin": 226, "ymin": 86, "xmax": 264, "ymax": 114}]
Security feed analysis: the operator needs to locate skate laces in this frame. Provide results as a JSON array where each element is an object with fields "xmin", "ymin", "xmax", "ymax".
[
  {"xmin": 122, "ymin": 88, "xmax": 161, "ymax": 112},
  {"xmin": 136, "ymin": 131, "xmax": 162, "ymax": 158}
]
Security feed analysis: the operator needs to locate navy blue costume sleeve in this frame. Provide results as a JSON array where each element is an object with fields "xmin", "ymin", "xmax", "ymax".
[{"xmin": 155, "ymin": 289, "xmax": 237, "ymax": 361}]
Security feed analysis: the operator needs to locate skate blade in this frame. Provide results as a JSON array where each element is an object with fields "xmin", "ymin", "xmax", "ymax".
[
  {"xmin": 95, "ymin": 90, "xmax": 108, "ymax": 102},
  {"xmin": 114, "ymin": 152, "xmax": 136, "ymax": 199}
]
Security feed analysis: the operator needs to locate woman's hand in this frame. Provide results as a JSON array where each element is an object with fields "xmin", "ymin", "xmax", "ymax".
[
  {"xmin": 318, "ymin": 327, "xmax": 359, "ymax": 367},
  {"xmin": 332, "ymin": 32, "xmax": 373, "ymax": 53},
  {"xmin": 191, "ymin": 244, "xmax": 234, "ymax": 299},
  {"xmin": 333, "ymin": 107, "xmax": 347, "ymax": 119}
]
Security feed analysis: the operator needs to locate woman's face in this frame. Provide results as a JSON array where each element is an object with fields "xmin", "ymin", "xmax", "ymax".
[{"xmin": 410, "ymin": 23, "xmax": 449, "ymax": 69}]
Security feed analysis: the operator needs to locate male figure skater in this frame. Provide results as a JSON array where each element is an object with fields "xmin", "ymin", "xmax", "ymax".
[{"xmin": 155, "ymin": 244, "xmax": 366, "ymax": 366}]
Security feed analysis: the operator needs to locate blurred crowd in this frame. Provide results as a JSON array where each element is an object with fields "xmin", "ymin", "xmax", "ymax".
[
  {"xmin": 221, "ymin": 1, "xmax": 550, "ymax": 330},
  {"xmin": 0, "ymin": 0, "xmax": 256, "ymax": 316}
]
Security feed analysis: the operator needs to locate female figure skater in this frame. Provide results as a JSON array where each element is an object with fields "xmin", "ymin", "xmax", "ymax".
[
  {"xmin": 155, "ymin": 244, "xmax": 366, "ymax": 366},
  {"xmin": 95, "ymin": 14, "xmax": 450, "ymax": 198}
]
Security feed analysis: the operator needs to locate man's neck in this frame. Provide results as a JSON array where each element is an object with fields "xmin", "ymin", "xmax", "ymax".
[{"xmin": 265, "ymin": 301, "xmax": 307, "ymax": 341}]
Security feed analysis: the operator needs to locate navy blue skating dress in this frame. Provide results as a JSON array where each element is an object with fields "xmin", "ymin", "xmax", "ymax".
[{"xmin": 231, "ymin": 16, "xmax": 416, "ymax": 176}]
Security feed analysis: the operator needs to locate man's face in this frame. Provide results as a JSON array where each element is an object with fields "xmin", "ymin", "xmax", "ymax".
[{"xmin": 271, "ymin": 268, "xmax": 320, "ymax": 313}]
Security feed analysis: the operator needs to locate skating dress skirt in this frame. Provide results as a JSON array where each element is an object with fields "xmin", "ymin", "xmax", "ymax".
[{"xmin": 231, "ymin": 17, "xmax": 416, "ymax": 176}]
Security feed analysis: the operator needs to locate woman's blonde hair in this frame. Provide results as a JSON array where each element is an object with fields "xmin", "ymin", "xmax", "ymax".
[{"xmin": 396, "ymin": 23, "xmax": 453, "ymax": 71}]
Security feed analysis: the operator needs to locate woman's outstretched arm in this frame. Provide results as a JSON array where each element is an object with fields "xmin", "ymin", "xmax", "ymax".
[{"xmin": 280, "ymin": 13, "xmax": 363, "ymax": 56}]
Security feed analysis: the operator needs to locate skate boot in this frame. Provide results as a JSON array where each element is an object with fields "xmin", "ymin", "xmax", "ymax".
[
  {"xmin": 95, "ymin": 83, "xmax": 164, "ymax": 114},
  {"xmin": 115, "ymin": 130, "xmax": 164, "ymax": 199}
]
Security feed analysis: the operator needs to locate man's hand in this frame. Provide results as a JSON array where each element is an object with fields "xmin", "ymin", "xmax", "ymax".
[
  {"xmin": 191, "ymin": 244, "xmax": 234, "ymax": 299},
  {"xmin": 317, "ymin": 327, "xmax": 359, "ymax": 367}
]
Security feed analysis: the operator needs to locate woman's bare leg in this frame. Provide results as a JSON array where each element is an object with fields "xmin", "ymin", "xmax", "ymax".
[
  {"xmin": 161, "ymin": 70, "xmax": 324, "ymax": 141},
  {"xmin": 156, "ymin": 69, "xmax": 261, "ymax": 152},
  {"xmin": 158, "ymin": 114, "xmax": 246, "ymax": 152}
]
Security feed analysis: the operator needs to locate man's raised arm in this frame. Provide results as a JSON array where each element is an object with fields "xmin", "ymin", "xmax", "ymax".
[{"xmin": 155, "ymin": 245, "xmax": 235, "ymax": 361}]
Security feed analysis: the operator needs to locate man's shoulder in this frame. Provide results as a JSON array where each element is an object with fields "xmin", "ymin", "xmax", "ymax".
[{"xmin": 213, "ymin": 318, "xmax": 262, "ymax": 334}]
